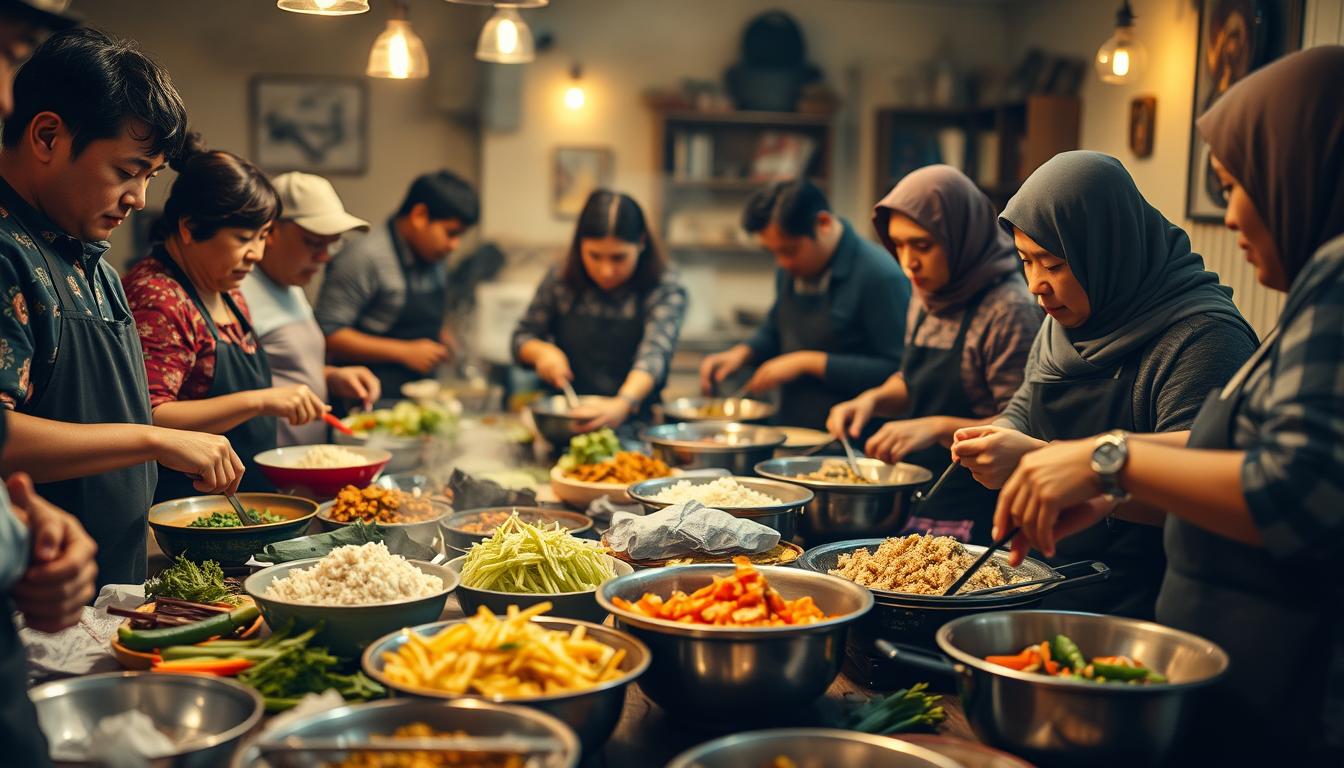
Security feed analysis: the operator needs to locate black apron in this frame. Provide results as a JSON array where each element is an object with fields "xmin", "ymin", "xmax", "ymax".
[
  {"xmin": 897, "ymin": 286, "xmax": 1001, "ymax": 545},
  {"xmin": 26, "ymin": 247, "xmax": 156, "ymax": 588},
  {"xmin": 776, "ymin": 282, "xmax": 841, "ymax": 431},
  {"xmin": 152, "ymin": 252, "xmax": 276, "ymax": 504},
  {"xmin": 1157, "ymin": 329, "xmax": 1336, "ymax": 760},
  {"xmin": 0, "ymin": 414, "xmax": 51, "ymax": 767},
  {"xmin": 1024, "ymin": 359, "xmax": 1165, "ymax": 618},
  {"xmin": 359, "ymin": 221, "xmax": 448, "ymax": 398},
  {"xmin": 553, "ymin": 298, "xmax": 656, "ymax": 423}
]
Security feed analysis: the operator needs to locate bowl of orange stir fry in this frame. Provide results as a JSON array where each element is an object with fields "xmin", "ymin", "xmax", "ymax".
[
  {"xmin": 549, "ymin": 452, "xmax": 679, "ymax": 508},
  {"xmin": 597, "ymin": 557, "xmax": 873, "ymax": 721}
]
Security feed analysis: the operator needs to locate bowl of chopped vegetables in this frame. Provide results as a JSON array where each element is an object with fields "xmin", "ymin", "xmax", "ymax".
[
  {"xmin": 148, "ymin": 493, "xmax": 319, "ymax": 567},
  {"xmin": 446, "ymin": 513, "xmax": 632, "ymax": 624},
  {"xmin": 337, "ymin": 400, "xmax": 458, "ymax": 473},
  {"xmin": 315, "ymin": 484, "xmax": 454, "ymax": 549},
  {"xmin": 362, "ymin": 605, "xmax": 650, "ymax": 752},
  {"xmin": 596, "ymin": 558, "xmax": 873, "ymax": 723},
  {"xmin": 439, "ymin": 507, "xmax": 593, "ymax": 555}
]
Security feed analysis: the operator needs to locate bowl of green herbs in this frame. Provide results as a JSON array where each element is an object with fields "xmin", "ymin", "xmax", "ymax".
[{"xmin": 148, "ymin": 493, "xmax": 319, "ymax": 566}]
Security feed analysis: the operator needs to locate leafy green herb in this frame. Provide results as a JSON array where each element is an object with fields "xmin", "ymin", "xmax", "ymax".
[
  {"xmin": 236, "ymin": 624, "xmax": 385, "ymax": 711},
  {"xmin": 556, "ymin": 428, "xmax": 620, "ymax": 472},
  {"xmin": 188, "ymin": 509, "xmax": 284, "ymax": 528},
  {"xmin": 846, "ymin": 683, "xmax": 946, "ymax": 734},
  {"xmin": 144, "ymin": 555, "xmax": 238, "ymax": 605}
]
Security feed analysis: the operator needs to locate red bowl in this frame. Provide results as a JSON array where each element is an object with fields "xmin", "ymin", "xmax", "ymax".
[{"xmin": 253, "ymin": 444, "xmax": 392, "ymax": 500}]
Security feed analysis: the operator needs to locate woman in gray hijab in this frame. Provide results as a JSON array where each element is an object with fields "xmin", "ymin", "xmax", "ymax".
[
  {"xmin": 987, "ymin": 47, "xmax": 1344, "ymax": 761},
  {"xmin": 827, "ymin": 165, "xmax": 1041, "ymax": 544},
  {"xmin": 951, "ymin": 150, "xmax": 1259, "ymax": 618}
]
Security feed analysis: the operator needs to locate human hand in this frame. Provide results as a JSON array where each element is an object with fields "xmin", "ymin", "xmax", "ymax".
[
  {"xmin": 995, "ymin": 437, "xmax": 1106, "ymax": 562},
  {"xmin": 534, "ymin": 347, "xmax": 575, "ymax": 390},
  {"xmin": 950, "ymin": 425, "xmax": 1049, "ymax": 489},
  {"xmin": 8, "ymin": 473, "xmax": 98, "ymax": 632},
  {"xmin": 153, "ymin": 428, "xmax": 245, "ymax": 495},
  {"xmin": 745, "ymin": 351, "xmax": 819, "ymax": 394},
  {"xmin": 258, "ymin": 384, "xmax": 327, "ymax": 426},
  {"xmin": 827, "ymin": 394, "xmax": 875, "ymax": 440},
  {"xmin": 575, "ymin": 397, "xmax": 633, "ymax": 433},
  {"xmin": 400, "ymin": 339, "xmax": 451, "ymax": 374},
  {"xmin": 327, "ymin": 366, "xmax": 381, "ymax": 410},
  {"xmin": 865, "ymin": 416, "xmax": 944, "ymax": 463},
  {"xmin": 699, "ymin": 346, "xmax": 751, "ymax": 395}
]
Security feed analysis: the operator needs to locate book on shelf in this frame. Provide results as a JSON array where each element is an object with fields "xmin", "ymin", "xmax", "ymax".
[{"xmin": 750, "ymin": 131, "xmax": 815, "ymax": 181}]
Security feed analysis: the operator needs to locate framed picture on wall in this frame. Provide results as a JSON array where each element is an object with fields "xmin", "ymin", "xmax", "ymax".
[
  {"xmin": 1186, "ymin": 0, "xmax": 1304, "ymax": 222},
  {"xmin": 552, "ymin": 146, "xmax": 614, "ymax": 219},
  {"xmin": 251, "ymin": 75, "xmax": 368, "ymax": 175}
]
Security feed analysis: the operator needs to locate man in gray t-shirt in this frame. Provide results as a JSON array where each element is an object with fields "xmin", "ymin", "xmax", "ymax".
[{"xmin": 241, "ymin": 173, "xmax": 380, "ymax": 446}]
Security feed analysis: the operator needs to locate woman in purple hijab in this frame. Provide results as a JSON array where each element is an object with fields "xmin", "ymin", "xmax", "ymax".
[{"xmin": 827, "ymin": 165, "xmax": 1041, "ymax": 544}]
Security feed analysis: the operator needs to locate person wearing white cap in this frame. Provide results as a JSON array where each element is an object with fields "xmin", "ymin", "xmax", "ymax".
[{"xmin": 240, "ymin": 172, "xmax": 381, "ymax": 446}]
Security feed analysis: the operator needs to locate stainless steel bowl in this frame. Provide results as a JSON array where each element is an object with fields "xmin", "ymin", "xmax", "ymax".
[
  {"xmin": 755, "ymin": 456, "xmax": 933, "ymax": 543},
  {"xmin": 230, "ymin": 698, "xmax": 580, "ymax": 768},
  {"xmin": 627, "ymin": 475, "xmax": 812, "ymax": 540},
  {"xmin": 667, "ymin": 728, "xmax": 963, "ymax": 768},
  {"xmin": 243, "ymin": 558, "xmax": 457, "ymax": 658},
  {"xmin": 529, "ymin": 394, "xmax": 617, "ymax": 447},
  {"xmin": 662, "ymin": 396, "xmax": 777, "ymax": 424},
  {"xmin": 596, "ymin": 565, "xmax": 874, "ymax": 722},
  {"xmin": 886, "ymin": 610, "xmax": 1229, "ymax": 765},
  {"xmin": 362, "ymin": 616, "xmax": 649, "ymax": 753},
  {"xmin": 438, "ymin": 507, "xmax": 594, "ymax": 554},
  {"xmin": 446, "ymin": 553, "xmax": 634, "ymax": 624},
  {"xmin": 31, "ymin": 671, "xmax": 263, "ymax": 768},
  {"xmin": 314, "ymin": 497, "xmax": 453, "ymax": 550},
  {"xmin": 642, "ymin": 421, "xmax": 786, "ymax": 475},
  {"xmin": 147, "ymin": 493, "xmax": 320, "ymax": 567}
]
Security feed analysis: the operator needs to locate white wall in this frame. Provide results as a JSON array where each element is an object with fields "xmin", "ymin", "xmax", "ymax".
[{"xmin": 72, "ymin": 0, "xmax": 483, "ymax": 270}]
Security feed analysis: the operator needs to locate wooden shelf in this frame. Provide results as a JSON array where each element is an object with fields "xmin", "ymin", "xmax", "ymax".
[{"xmin": 659, "ymin": 109, "xmax": 833, "ymax": 128}]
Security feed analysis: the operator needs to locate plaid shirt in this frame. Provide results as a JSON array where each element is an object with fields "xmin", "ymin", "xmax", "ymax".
[{"xmin": 1235, "ymin": 235, "xmax": 1344, "ymax": 561}]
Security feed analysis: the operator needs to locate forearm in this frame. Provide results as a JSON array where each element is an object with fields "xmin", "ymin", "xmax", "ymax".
[
  {"xmin": 617, "ymin": 370, "xmax": 655, "ymax": 405},
  {"xmin": 867, "ymin": 374, "xmax": 910, "ymax": 417},
  {"xmin": 326, "ymin": 328, "xmax": 407, "ymax": 365},
  {"xmin": 1130, "ymin": 430, "xmax": 1191, "ymax": 446},
  {"xmin": 0, "ymin": 411, "xmax": 162, "ymax": 482},
  {"xmin": 930, "ymin": 416, "xmax": 992, "ymax": 448},
  {"xmin": 1123, "ymin": 441, "xmax": 1261, "ymax": 545},
  {"xmin": 517, "ymin": 339, "xmax": 560, "ymax": 368},
  {"xmin": 824, "ymin": 352, "xmax": 901, "ymax": 393},
  {"xmin": 152, "ymin": 392, "xmax": 263, "ymax": 435}
]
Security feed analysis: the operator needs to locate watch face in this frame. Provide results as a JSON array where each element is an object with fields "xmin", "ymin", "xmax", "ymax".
[{"xmin": 1094, "ymin": 442, "xmax": 1124, "ymax": 474}]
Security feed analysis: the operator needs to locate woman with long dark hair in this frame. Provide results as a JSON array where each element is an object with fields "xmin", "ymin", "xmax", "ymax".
[
  {"xmin": 512, "ymin": 189, "xmax": 687, "ymax": 431},
  {"xmin": 124, "ymin": 135, "xmax": 326, "ymax": 502}
]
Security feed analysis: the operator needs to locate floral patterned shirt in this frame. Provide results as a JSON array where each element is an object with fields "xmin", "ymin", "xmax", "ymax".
[
  {"xmin": 0, "ymin": 177, "xmax": 123, "ymax": 410},
  {"xmin": 122, "ymin": 252, "xmax": 257, "ymax": 408}
]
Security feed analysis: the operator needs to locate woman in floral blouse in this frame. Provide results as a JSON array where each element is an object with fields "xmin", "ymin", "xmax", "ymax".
[{"xmin": 124, "ymin": 136, "xmax": 327, "ymax": 502}]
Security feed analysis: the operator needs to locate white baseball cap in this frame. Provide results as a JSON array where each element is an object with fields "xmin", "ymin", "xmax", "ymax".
[{"xmin": 271, "ymin": 172, "xmax": 371, "ymax": 236}]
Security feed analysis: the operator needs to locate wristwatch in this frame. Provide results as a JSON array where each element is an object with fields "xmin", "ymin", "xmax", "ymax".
[{"xmin": 1091, "ymin": 430, "xmax": 1130, "ymax": 503}]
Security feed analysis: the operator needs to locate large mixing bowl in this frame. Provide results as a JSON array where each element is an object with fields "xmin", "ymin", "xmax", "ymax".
[
  {"xmin": 446, "ymin": 553, "xmax": 634, "ymax": 624},
  {"xmin": 438, "ymin": 507, "xmax": 594, "ymax": 554},
  {"xmin": 253, "ymin": 445, "xmax": 391, "ymax": 499},
  {"xmin": 362, "ymin": 616, "xmax": 649, "ymax": 753},
  {"xmin": 243, "ymin": 557, "xmax": 456, "ymax": 658},
  {"xmin": 642, "ymin": 421, "xmax": 786, "ymax": 475},
  {"xmin": 661, "ymin": 396, "xmax": 777, "ymax": 424},
  {"xmin": 596, "ymin": 565, "xmax": 873, "ymax": 723},
  {"xmin": 884, "ymin": 610, "xmax": 1229, "ymax": 766},
  {"xmin": 230, "ymin": 698, "xmax": 580, "ymax": 768},
  {"xmin": 755, "ymin": 456, "xmax": 933, "ymax": 543},
  {"xmin": 31, "ymin": 671, "xmax": 263, "ymax": 768},
  {"xmin": 147, "ymin": 493, "xmax": 319, "ymax": 567},
  {"xmin": 667, "ymin": 728, "xmax": 963, "ymax": 768},
  {"xmin": 529, "ymin": 394, "xmax": 618, "ymax": 447},
  {"xmin": 627, "ymin": 475, "xmax": 811, "ymax": 540}
]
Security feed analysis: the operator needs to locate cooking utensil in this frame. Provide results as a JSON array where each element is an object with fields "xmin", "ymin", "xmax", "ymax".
[
  {"xmin": 324, "ymin": 411, "xmax": 356, "ymax": 436},
  {"xmin": 32, "ymin": 671, "xmax": 263, "ymax": 768},
  {"xmin": 559, "ymin": 380, "xmax": 582, "ymax": 410},
  {"xmin": 642, "ymin": 421, "xmax": 786, "ymax": 475},
  {"xmin": 667, "ymin": 728, "xmax": 962, "ymax": 768},
  {"xmin": 753, "ymin": 456, "xmax": 933, "ymax": 543},
  {"xmin": 223, "ymin": 493, "xmax": 263, "ymax": 527},
  {"xmin": 362, "ymin": 617, "xmax": 649, "ymax": 753},
  {"xmin": 956, "ymin": 572, "xmax": 1061, "ymax": 597},
  {"xmin": 942, "ymin": 525, "xmax": 1020, "ymax": 596},
  {"xmin": 147, "ymin": 493, "xmax": 319, "ymax": 567},
  {"xmin": 911, "ymin": 460, "xmax": 959, "ymax": 504},
  {"xmin": 627, "ymin": 475, "xmax": 812, "ymax": 540},
  {"xmin": 596, "ymin": 564, "xmax": 873, "ymax": 723},
  {"xmin": 878, "ymin": 610, "xmax": 1230, "ymax": 766},
  {"xmin": 230, "ymin": 699, "xmax": 580, "ymax": 768},
  {"xmin": 838, "ymin": 434, "xmax": 864, "ymax": 478},
  {"xmin": 446, "ymin": 554, "xmax": 634, "ymax": 624}
]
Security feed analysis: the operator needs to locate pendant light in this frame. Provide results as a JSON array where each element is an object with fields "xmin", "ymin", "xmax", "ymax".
[
  {"xmin": 367, "ymin": 1, "xmax": 429, "ymax": 79},
  {"xmin": 277, "ymin": 0, "xmax": 369, "ymax": 15},
  {"xmin": 476, "ymin": 7, "xmax": 535, "ymax": 64},
  {"xmin": 1095, "ymin": 0, "xmax": 1148, "ymax": 84},
  {"xmin": 563, "ymin": 64, "xmax": 585, "ymax": 110},
  {"xmin": 446, "ymin": 0, "xmax": 548, "ymax": 7}
]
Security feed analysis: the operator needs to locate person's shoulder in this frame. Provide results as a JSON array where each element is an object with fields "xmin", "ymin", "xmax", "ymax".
[
  {"xmin": 122, "ymin": 257, "xmax": 189, "ymax": 307},
  {"xmin": 336, "ymin": 227, "xmax": 391, "ymax": 262},
  {"xmin": 1143, "ymin": 313, "xmax": 1257, "ymax": 376}
]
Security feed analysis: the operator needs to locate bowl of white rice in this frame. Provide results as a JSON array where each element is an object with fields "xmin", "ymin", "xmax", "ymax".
[
  {"xmin": 627, "ymin": 476, "xmax": 813, "ymax": 540},
  {"xmin": 252, "ymin": 444, "xmax": 393, "ymax": 500},
  {"xmin": 243, "ymin": 541, "xmax": 455, "ymax": 657}
]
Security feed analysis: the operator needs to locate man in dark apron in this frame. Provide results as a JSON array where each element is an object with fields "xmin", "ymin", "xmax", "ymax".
[
  {"xmin": 700, "ymin": 180, "xmax": 910, "ymax": 430},
  {"xmin": 0, "ymin": 28, "xmax": 242, "ymax": 590},
  {"xmin": 316, "ymin": 171, "xmax": 479, "ymax": 400}
]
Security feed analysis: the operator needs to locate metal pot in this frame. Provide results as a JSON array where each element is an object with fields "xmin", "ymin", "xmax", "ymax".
[
  {"xmin": 627, "ymin": 475, "xmax": 811, "ymax": 540},
  {"xmin": 661, "ymin": 396, "xmax": 777, "ymax": 424},
  {"xmin": 754, "ymin": 456, "xmax": 933, "ymax": 543},
  {"xmin": 667, "ymin": 728, "xmax": 962, "ymax": 768},
  {"xmin": 642, "ymin": 421, "xmax": 786, "ymax": 475},
  {"xmin": 884, "ymin": 610, "xmax": 1229, "ymax": 766},
  {"xmin": 529, "ymin": 394, "xmax": 617, "ymax": 447}
]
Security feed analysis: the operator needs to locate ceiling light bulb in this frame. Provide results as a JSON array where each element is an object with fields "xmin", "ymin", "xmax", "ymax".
[
  {"xmin": 564, "ymin": 85, "xmax": 585, "ymax": 110},
  {"xmin": 476, "ymin": 8, "xmax": 535, "ymax": 64},
  {"xmin": 368, "ymin": 16, "xmax": 429, "ymax": 79},
  {"xmin": 1095, "ymin": 1, "xmax": 1147, "ymax": 84},
  {"xmin": 276, "ymin": 0, "xmax": 368, "ymax": 15}
]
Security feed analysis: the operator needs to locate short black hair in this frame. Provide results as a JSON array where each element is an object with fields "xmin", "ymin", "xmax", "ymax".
[
  {"xmin": 741, "ymin": 179, "xmax": 831, "ymax": 238},
  {"xmin": 2, "ymin": 27, "xmax": 188, "ymax": 161},
  {"xmin": 150, "ymin": 133, "xmax": 280, "ymax": 244},
  {"xmin": 396, "ymin": 170, "xmax": 480, "ymax": 226}
]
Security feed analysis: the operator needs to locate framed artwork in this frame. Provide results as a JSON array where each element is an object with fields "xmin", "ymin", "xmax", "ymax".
[
  {"xmin": 1186, "ymin": 0, "xmax": 1303, "ymax": 221},
  {"xmin": 552, "ymin": 146, "xmax": 614, "ymax": 219},
  {"xmin": 1130, "ymin": 96, "xmax": 1156, "ymax": 158},
  {"xmin": 251, "ymin": 75, "xmax": 368, "ymax": 175}
]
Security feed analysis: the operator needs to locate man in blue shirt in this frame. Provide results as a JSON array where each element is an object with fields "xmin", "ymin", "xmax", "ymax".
[{"xmin": 700, "ymin": 180, "xmax": 911, "ymax": 430}]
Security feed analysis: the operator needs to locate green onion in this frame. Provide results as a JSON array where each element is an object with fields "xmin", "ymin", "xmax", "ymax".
[{"xmin": 460, "ymin": 513, "xmax": 613, "ymax": 594}]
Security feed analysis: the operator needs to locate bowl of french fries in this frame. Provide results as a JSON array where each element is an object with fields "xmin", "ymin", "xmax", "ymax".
[
  {"xmin": 362, "ymin": 603, "xmax": 650, "ymax": 752},
  {"xmin": 596, "ymin": 558, "xmax": 874, "ymax": 723}
]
